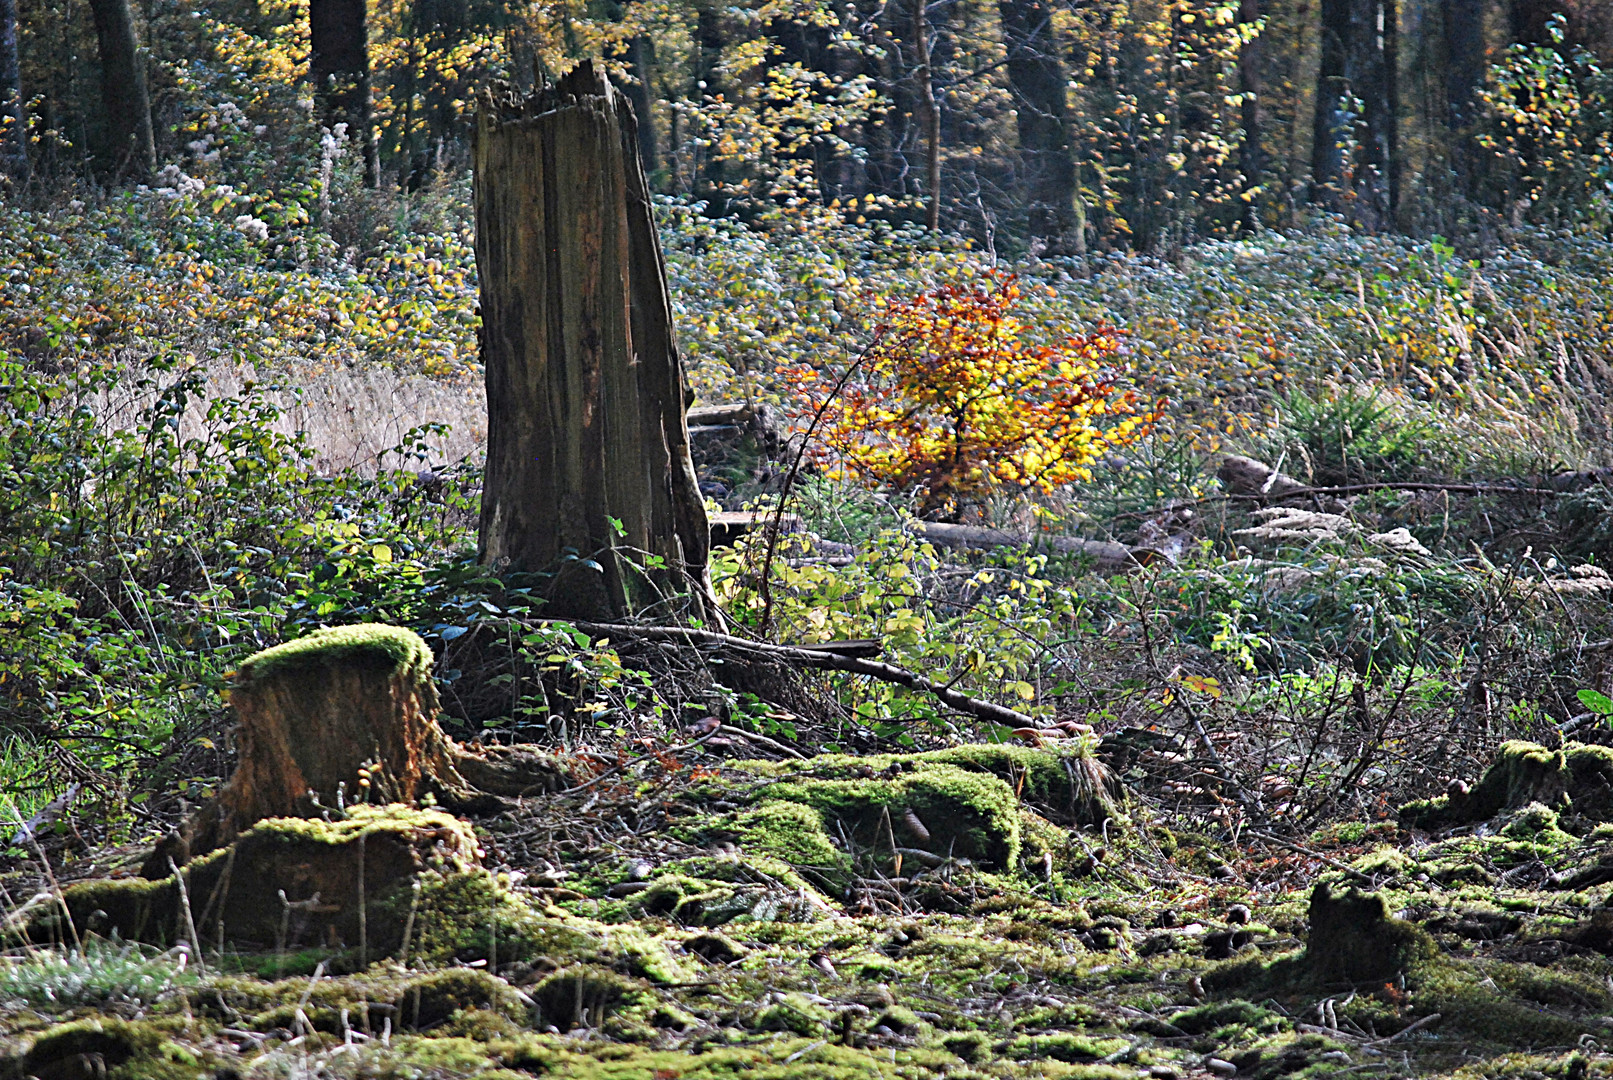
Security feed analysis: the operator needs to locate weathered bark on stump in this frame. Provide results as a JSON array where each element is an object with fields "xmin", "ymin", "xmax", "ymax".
[
  {"xmin": 474, "ymin": 61, "xmax": 713, "ymax": 623},
  {"xmin": 143, "ymin": 625, "xmax": 566, "ymax": 878},
  {"xmin": 86, "ymin": 0, "xmax": 154, "ymax": 178}
]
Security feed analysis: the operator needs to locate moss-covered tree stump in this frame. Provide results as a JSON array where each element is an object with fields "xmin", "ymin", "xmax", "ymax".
[
  {"xmin": 143, "ymin": 625, "xmax": 568, "ymax": 877},
  {"xmin": 1305, "ymin": 882, "xmax": 1435, "ymax": 984}
]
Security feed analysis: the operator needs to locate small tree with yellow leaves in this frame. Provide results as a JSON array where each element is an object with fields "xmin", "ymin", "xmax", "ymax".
[{"xmin": 790, "ymin": 275, "xmax": 1156, "ymax": 520}]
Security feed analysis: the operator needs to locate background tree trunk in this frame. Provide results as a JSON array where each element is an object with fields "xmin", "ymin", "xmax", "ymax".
[
  {"xmin": 1310, "ymin": 0, "xmax": 1395, "ymax": 221},
  {"xmin": 914, "ymin": 0, "xmax": 941, "ymax": 230},
  {"xmin": 692, "ymin": 1, "xmax": 729, "ymax": 213},
  {"xmin": 0, "ymin": 0, "xmax": 25, "ymax": 182},
  {"xmin": 310, "ymin": 0, "xmax": 379, "ymax": 187},
  {"xmin": 1000, "ymin": 0, "xmax": 1079, "ymax": 252},
  {"xmin": 86, "ymin": 0, "xmax": 153, "ymax": 178},
  {"xmin": 628, "ymin": 36, "xmax": 658, "ymax": 177},
  {"xmin": 1311, "ymin": 0, "xmax": 1350, "ymax": 204},
  {"xmin": 1237, "ymin": 0, "xmax": 1263, "ymax": 230},
  {"xmin": 474, "ymin": 62, "xmax": 713, "ymax": 624},
  {"xmin": 1441, "ymin": 0, "xmax": 1484, "ymax": 127}
]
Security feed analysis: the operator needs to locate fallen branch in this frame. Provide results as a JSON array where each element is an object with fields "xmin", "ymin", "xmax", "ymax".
[
  {"xmin": 564, "ymin": 620, "xmax": 1037, "ymax": 729},
  {"xmin": 910, "ymin": 521, "xmax": 1159, "ymax": 571},
  {"xmin": 1218, "ymin": 454, "xmax": 1562, "ymax": 503},
  {"xmin": 1245, "ymin": 829, "xmax": 1374, "ymax": 884},
  {"xmin": 717, "ymin": 723, "xmax": 806, "ymax": 760},
  {"xmin": 1363, "ymin": 1012, "xmax": 1441, "ymax": 1046}
]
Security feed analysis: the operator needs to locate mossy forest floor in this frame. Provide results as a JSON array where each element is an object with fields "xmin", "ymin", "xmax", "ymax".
[{"xmin": 8, "ymin": 737, "xmax": 1613, "ymax": 1080}]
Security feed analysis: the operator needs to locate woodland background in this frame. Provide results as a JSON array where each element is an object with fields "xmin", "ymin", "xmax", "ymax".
[{"xmin": 6, "ymin": 0, "xmax": 1613, "ymax": 849}]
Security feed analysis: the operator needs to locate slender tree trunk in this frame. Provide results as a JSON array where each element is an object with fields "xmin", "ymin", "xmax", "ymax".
[
  {"xmin": 0, "ymin": 0, "xmax": 25, "ymax": 182},
  {"xmin": 1311, "ymin": 0, "xmax": 1350, "ymax": 203},
  {"xmin": 693, "ymin": 1, "xmax": 728, "ymax": 213},
  {"xmin": 86, "ymin": 0, "xmax": 154, "ymax": 178},
  {"xmin": 310, "ymin": 0, "xmax": 379, "ymax": 187},
  {"xmin": 1238, "ymin": 0, "xmax": 1263, "ymax": 230},
  {"xmin": 1441, "ymin": 0, "xmax": 1484, "ymax": 127},
  {"xmin": 1310, "ymin": 0, "xmax": 1394, "ymax": 222},
  {"xmin": 627, "ymin": 36, "xmax": 658, "ymax": 177},
  {"xmin": 475, "ymin": 62, "xmax": 714, "ymax": 623},
  {"xmin": 1000, "ymin": 0, "xmax": 1080, "ymax": 252},
  {"xmin": 1357, "ymin": 0, "xmax": 1395, "ymax": 223},
  {"xmin": 913, "ymin": 0, "xmax": 941, "ymax": 230}
]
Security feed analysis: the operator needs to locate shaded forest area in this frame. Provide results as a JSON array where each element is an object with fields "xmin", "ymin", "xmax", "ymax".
[{"xmin": 5, "ymin": 0, "xmax": 1613, "ymax": 248}]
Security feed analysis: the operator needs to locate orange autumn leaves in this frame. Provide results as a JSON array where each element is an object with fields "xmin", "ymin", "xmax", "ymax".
[{"xmin": 788, "ymin": 275, "xmax": 1158, "ymax": 518}]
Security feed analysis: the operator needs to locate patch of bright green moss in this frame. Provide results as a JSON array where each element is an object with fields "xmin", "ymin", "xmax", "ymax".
[
  {"xmin": 238, "ymin": 624, "xmax": 434, "ymax": 684},
  {"xmin": 755, "ymin": 992, "xmax": 832, "ymax": 1036},
  {"xmin": 1400, "ymin": 741, "xmax": 1574, "ymax": 831},
  {"xmin": 1006, "ymin": 1032, "xmax": 1130, "ymax": 1063},
  {"xmin": 608, "ymin": 925, "xmax": 698, "ymax": 984},
  {"xmin": 733, "ymin": 801, "xmax": 848, "ymax": 871},
  {"xmin": 1351, "ymin": 845, "xmax": 1410, "ymax": 876},
  {"xmin": 1171, "ymin": 999, "xmax": 1279, "ymax": 1036},
  {"xmin": 762, "ymin": 762, "xmax": 1023, "ymax": 868}
]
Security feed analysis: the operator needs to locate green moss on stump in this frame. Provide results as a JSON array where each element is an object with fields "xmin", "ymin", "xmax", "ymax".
[
  {"xmin": 51, "ymin": 805, "xmax": 486, "ymax": 957},
  {"xmin": 1305, "ymin": 883, "xmax": 1435, "ymax": 984},
  {"xmin": 734, "ymin": 802, "xmax": 848, "ymax": 871},
  {"xmin": 20, "ymin": 1018, "xmax": 200, "ymax": 1080},
  {"xmin": 919, "ymin": 743, "xmax": 1117, "ymax": 825},
  {"xmin": 237, "ymin": 624, "xmax": 434, "ymax": 684},
  {"xmin": 761, "ymin": 762, "xmax": 1023, "ymax": 869},
  {"xmin": 1396, "ymin": 740, "xmax": 1613, "ymax": 831}
]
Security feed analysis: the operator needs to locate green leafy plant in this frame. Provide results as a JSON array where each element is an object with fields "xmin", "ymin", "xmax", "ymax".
[
  {"xmin": 1578, "ymin": 688, "xmax": 1613, "ymax": 720},
  {"xmin": 1268, "ymin": 387, "xmax": 1432, "ymax": 486}
]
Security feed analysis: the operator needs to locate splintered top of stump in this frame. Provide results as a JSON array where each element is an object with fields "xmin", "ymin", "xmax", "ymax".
[
  {"xmin": 237, "ymin": 624, "xmax": 434, "ymax": 685},
  {"xmin": 479, "ymin": 59, "xmax": 616, "ymax": 126}
]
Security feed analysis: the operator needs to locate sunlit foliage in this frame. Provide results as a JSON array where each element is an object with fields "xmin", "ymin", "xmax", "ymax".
[{"xmin": 790, "ymin": 275, "xmax": 1156, "ymax": 518}]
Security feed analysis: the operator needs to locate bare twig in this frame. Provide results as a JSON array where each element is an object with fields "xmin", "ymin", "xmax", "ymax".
[
  {"xmin": 1245, "ymin": 830, "xmax": 1373, "ymax": 884},
  {"xmin": 566, "ymin": 619, "xmax": 1037, "ymax": 729}
]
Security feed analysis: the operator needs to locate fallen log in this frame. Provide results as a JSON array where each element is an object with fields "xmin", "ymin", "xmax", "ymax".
[
  {"xmin": 1217, "ymin": 454, "xmax": 1310, "ymax": 499},
  {"xmin": 909, "ymin": 521, "xmax": 1163, "ymax": 570}
]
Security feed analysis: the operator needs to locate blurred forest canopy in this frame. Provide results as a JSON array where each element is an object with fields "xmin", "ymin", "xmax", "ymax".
[{"xmin": 3, "ymin": 0, "xmax": 1613, "ymax": 250}]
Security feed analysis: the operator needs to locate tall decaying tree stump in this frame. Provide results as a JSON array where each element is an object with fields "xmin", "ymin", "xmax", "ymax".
[
  {"xmin": 474, "ymin": 61, "xmax": 713, "ymax": 623},
  {"xmin": 144, "ymin": 625, "xmax": 566, "ymax": 877}
]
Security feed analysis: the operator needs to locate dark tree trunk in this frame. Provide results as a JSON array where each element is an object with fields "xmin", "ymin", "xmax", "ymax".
[
  {"xmin": 1310, "ymin": 0, "xmax": 1395, "ymax": 222},
  {"xmin": 1363, "ymin": 0, "xmax": 1397, "ymax": 222},
  {"xmin": 914, "ymin": 0, "xmax": 941, "ymax": 230},
  {"xmin": 310, "ymin": 0, "xmax": 379, "ymax": 187},
  {"xmin": 693, "ymin": 1, "xmax": 729, "ymax": 213},
  {"xmin": 1508, "ymin": 0, "xmax": 1557, "ymax": 46},
  {"xmin": 0, "ymin": 0, "xmax": 24, "ymax": 182},
  {"xmin": 1441, "ymin": 0, "xmax": 1485, "ymax": 127},
  {"xmin": 86, "ymin": 0, "xmax": 154, "ymax": 178},
  {"xmin": 474, "ymin": 63, "xmax": 714, "ymax": 624},
  {"xmin": 627, "ymin": 36, "xmax": 658, "ymax": 177},
  {"xmin": 1311, "ymin": 0, "xmax": 1350, "ymax": 201},
  {"xmin": 1000, "ymin": 0, "xmax": 1079, "ymax": 252},
  {"xmin": 1238, "ymin": 0, "xmax": 1263, "ymax": 230}
]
